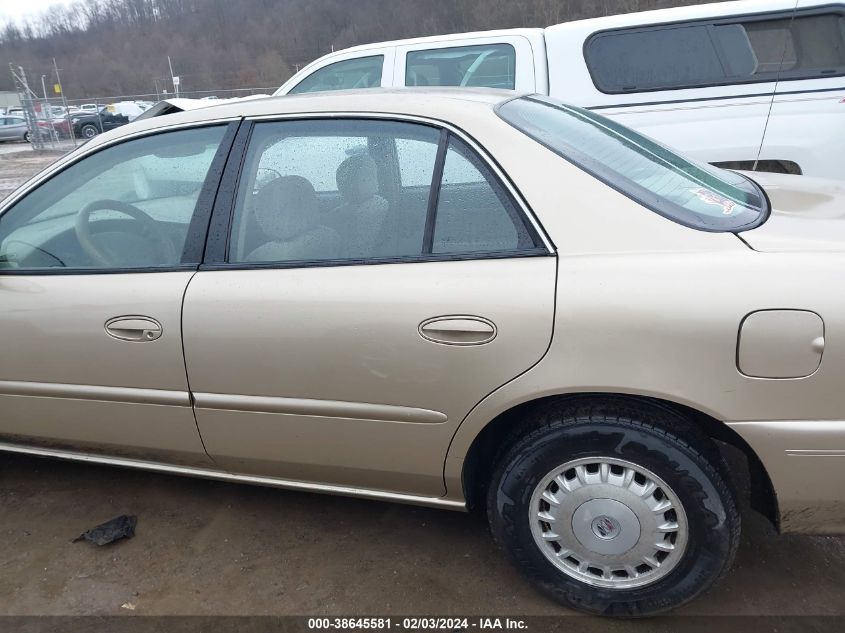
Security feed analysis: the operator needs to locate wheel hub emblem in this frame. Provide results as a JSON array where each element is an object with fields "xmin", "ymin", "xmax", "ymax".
[{"xmin": 591, "ymin": 515, "xmax": 621, "ymax": 540}]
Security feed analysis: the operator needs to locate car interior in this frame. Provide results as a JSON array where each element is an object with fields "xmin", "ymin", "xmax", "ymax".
[
  {"xmin": 0, "ymin": 127, "xmax": 224, "ymax": 270},
  {"xmin": 0, "ymin": 121, "xmax": 535, "ymax": 272},
  {"xmin": 230, "ymin": 124, "xmax": 532, "ymax": 264}
]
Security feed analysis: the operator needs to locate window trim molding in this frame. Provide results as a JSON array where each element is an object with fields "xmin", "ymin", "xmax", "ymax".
[
  {"xmin": 199, "ymin": 247, "xmax": 551, "ymax": 273},
  {"xmin": 0, "ymin": 120, "xmax": 241, "ymax": 277},
  {"xmin": 583, "ymin": 4, "xmax": 845, "ymax": 95},
  {"xmin": 202, "ymin": 120, "xmax": 255, "ymax": 265},
  {"xmin": 201, "ymin": 111, "xmax": 553, "ymax": 270},
  {"xmin": 422, "ymin": 128, "xmax": 449, "ymax": 254},
  {"xmin": 0, "ymin": 264, "xmax": 199, "ymax": 277}
]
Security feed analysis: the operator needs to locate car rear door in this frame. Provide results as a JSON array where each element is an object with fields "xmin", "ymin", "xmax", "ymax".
[
  {"xmin": 182, "ymin": 116, "xmax": 556, "ymax": 497},
  {"xmin": 11, "ymin": 117, "xmax": 28, "ymax": 138},
  {"xmin": 0, "ymin": 122, "xmax": 238, "ymax": 465}
]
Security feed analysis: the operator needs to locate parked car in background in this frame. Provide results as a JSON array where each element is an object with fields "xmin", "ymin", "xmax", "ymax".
[
  {"xmin": 0, "ymin": 116, "xmax": 29, "ymax": 142},
  {"xmin": 71, "ymin": 110, "xmax": 130, "ymax": 139},
  {"xmin": 78, "ymin": 103, "xmax": 104, "ymax": 113},
  {"xmin": 275, "ymin": 0, "xmax": 845, "ymax": 180},
  {"xmin": 105, "ymin": 101, "xmax": 146, "ymax": 121},
  {"xmin": 34, "ymin": 115, "xmax": 72, "ymax": 140},
  {"xmin": 2, "ymin": 89, "xmax": 845, "ymax": 616}
]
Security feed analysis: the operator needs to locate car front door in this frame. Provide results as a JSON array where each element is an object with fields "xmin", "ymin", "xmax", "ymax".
[
  {"xmin": 0, "ymin": 122, "xmax": 237, "ymax": 466},
  {"xmin": 182, "ymin": 117, "xmax": 556, "ymax": 497}
]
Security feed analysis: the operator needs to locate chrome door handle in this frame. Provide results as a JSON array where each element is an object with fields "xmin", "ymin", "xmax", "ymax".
[
  {"xmin": 105, "ymin": 316, "xmax": 163, "ymax": 342},
  {"xmin": 419, "ymin": 316, "xmax": 497, "ymax": 346}
]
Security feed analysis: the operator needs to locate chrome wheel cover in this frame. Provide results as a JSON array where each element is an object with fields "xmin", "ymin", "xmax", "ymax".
[{"xmin": 529, "ymin": 456, "xmax": 688, "ymax": 589}]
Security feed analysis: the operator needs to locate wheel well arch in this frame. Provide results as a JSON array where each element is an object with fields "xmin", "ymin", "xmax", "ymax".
[{"xmin": 461, "ymin": 392, "xmax": 779, "ymax": 530}]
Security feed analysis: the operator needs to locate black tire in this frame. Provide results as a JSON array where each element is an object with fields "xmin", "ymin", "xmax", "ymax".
[
  {"xmin": 80, "ymin": 124, "xmax": 99, "ymax": 139},
  {"xmin": 486, "ymin": 398, "xmax": 740, "ymax": 617},
  {"xmin": 23, "ymin": 131, "xmax": 29, "ymax": 143}
]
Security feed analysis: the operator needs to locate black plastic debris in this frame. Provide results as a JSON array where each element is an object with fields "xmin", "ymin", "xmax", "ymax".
[{"xmin": 73, "ymin": 515, "xmax": 137, "ymax": 546}]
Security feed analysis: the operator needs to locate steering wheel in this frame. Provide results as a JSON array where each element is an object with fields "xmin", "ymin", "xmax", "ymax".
[{"xmin": 74, "ymin": 199, "xmax": 177, "ymax": 268}]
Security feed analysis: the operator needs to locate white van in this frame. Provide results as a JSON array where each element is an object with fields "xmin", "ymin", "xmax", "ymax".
[{"xmin": 274, "ymin": 0, "xmax": 845, "ymax": 180}]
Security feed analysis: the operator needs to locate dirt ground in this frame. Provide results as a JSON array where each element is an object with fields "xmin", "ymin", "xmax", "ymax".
[
  {"xmin": 1, "ymin": 148, "xmax": 844, "ymax": 623},
  {"xmin": 1, "ymin": 451, "xmax": 845, "ymax": 619},
  {"xmin": 0, "ymin": 145, "xmax": 66, "ymax": 200}
]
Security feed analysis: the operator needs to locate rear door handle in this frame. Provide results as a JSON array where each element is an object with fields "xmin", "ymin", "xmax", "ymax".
[
  {"xmin": 105, "ymin": 316, "xmax": 163, "ymax": 342},
  {"xmin": 419, "ymin": 316, "xmax": 497, "ymax": 346}
]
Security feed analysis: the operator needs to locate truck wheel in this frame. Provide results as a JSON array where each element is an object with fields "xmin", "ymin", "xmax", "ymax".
[
  {"xmin": 80, "ymin": 124, "xmax": 99, "ymax": 139},
  {"xmin": 487, "ymin": 399, "xmax": 740, "ymax": 616}
]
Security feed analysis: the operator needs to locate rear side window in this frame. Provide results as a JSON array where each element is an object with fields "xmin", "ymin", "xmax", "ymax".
[
  {"xmin": 406, "ymin": 44, "xmax": 516, "ymax": 89},
  {"xmin": 586, "ymin": 10, "xmax": 845, "ymax": 92},
  {"xmin": 497, "ymin": 96, "xmax": 768, "ymax": 232},
  {"xmin": 289, "ymin": 56, "xmax": 383, "ymax": 94},
  {"xmin": 434, "ymin": 137, "xmax": 530, "ymax": 253}
]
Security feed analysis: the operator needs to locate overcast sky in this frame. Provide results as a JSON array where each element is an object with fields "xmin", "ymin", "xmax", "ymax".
[{"xmin": 0, "ymin": 0, "xmax": 77, "ymax": 24}]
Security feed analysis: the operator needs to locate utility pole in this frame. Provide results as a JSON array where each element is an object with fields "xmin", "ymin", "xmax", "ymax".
[
  {"xmin": 168, "ymin": 55, "xmax": 179, "ymax": 97},
  {"xmin": 52, "ymin": 58, "xmax": 75, "ymax": 145},
  {"xmin": 52, "ymin": 58, "xmax": 66, "ymax": 99},
  {"xmin": 41, "ymin": 75, "xmax": 48, "ymax": 99},
  {"xmin": 10, "ymin": 64, "xmax": 43, "ymax": 149}
]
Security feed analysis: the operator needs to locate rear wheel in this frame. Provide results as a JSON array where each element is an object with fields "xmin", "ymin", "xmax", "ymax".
[
  {"xmin": 80, "ymin": 124, "xmax": 99, "ymax": 139},
  {"xmin": 486, "ymin": 400, "xmax": 740, "ymax": 616},
  {"xmin": 23, "ymin": 131, "xmax": 29, "ymax": 143}
]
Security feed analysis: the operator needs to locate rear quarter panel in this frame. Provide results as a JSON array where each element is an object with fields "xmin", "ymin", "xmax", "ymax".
[{"xmin": 442, "ymin": 116, "xmax": 845, "ymax": 532}]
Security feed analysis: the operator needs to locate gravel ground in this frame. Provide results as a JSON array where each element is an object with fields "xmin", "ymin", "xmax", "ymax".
[{"xmin": 0, "ymin": 149, "xmax": 843, "ymax": 625}]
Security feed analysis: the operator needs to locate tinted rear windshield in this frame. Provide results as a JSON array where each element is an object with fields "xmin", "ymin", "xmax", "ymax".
[{"xmin": 496, "ymin": 95, "xmax": 768, "ymax": 232}]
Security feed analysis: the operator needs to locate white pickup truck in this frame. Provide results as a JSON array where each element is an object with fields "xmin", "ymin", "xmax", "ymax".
[{"xmin": 274, "ymin": 0, "xmax": 845, "ymax": 180}]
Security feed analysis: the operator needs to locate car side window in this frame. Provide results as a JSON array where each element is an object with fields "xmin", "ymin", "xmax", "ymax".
[
  {"xmin": 433, "ymin": 137, "xmax": 532, "ymax": 254},
  {"xmin": 228, "ymin": 119, "xmax": 541, "ymax": 266},
  {"xmin": 586, "ymin": 11, "xmax": 845, "ymax": 93},
  {"xmin": 229, "ymin": 119, "xmax": 440, "ymax": 263},
  {"xmin": 289, "ymin": 56, "xmax": 384, "ymax": 94},
  {"xmin": 0, "ymin": 125, "xmax": 227, "ymax": 271},
  {"xmin": 405, "ymin": 44, "xmax": 516, "ymax": 89}
]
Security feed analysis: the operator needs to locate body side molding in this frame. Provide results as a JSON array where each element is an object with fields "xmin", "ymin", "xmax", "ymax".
[
  {"xmin": 0, "ymin": 380, "xmax": 189, "ymax": 406},
  {"xmin": 0, "ymin": 442, "xmax": 466, "ymax": 510},
  {"xmin": 193, "ymin": 392, "xmax": 448, "ymax": 424}
]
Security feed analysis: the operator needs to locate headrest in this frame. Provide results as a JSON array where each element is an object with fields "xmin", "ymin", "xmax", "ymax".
[
  {"xmin": 336, "ymin": 153, "xmax": 379, "ymax": 205},
  {"xmin": 254, "ymin": 175, "xmax": 318, "ymax": 241}
]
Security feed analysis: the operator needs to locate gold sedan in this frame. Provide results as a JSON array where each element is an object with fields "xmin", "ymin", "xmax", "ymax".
[{"xmin": 0, "ymin": 89, "xmax": 842, "ymax": 616}]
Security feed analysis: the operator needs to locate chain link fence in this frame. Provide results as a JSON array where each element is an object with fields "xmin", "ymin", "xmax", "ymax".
[{"xmin": 8, "ymin": 63, "xmax": 275, "ymax": 152}]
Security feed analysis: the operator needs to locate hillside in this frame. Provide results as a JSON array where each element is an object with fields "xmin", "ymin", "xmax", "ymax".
[{"xmin": 1, "ymin": 0, "xmax": 716, "ymax": 100}]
